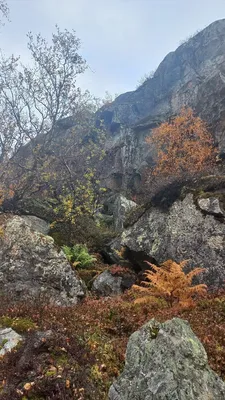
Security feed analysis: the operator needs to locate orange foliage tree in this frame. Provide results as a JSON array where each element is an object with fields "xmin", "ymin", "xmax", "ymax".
[
  {"xmin": 133, "ymin": 259, "xmax": 207, "ymax": 307},
  {"xmin": 146, "ymin": 108, "xmax": 217, "ymax": 177}
]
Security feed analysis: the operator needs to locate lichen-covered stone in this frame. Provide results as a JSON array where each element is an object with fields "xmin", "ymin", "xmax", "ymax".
[
  {"xmin": 103, "ymin": 194, "xmax": 137, "ymax": 230},
  {"xmin": 109, "ymin": 318, "xmax": 225, "ymax": 400},
  {"xmin": 21, "ymin": 215, "xmax": 50, "ymax": 235},
  {"xmin": 197, "ymin": 197, "xmax": 225, "ymax": 216},
  {"xmin": 0, "ymin": 216, "xmax": 86, "ymax": 305},
  {"xmin": 120, "ymin": 193, "xmax": 225, "ymax": 287},
  {"xmin": 0, "ymin": 328, "xmax": 22, "ymax": 356},
  {"xmin": 113, "ymin": 195, "xmax": 137, "ymax": 230}
]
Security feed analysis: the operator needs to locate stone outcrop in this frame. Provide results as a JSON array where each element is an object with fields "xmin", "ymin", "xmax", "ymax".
[
  {"xmin": 21, "ymin": 215, "xmax": 50, "ymax": 235},
  {"xmin": 0, "ymin": 216, "xmax": 86, "ymax": 305},
  {"xmin": 109, "ymin": 318, "xmax": 225, "ymax": 400},
  {"xmin": 102, "ymin": 194, "xmax": 137, "ymax": 230},
  {"xmin": 10, "ymin": 20, "xmax": 225, "ymax": 196},
  {"xmin": 118, "ymin": 193, "xmax": 225, "ymax": 287},
  {"xmin": 96, "ymin": 19, "xmax": 225, "ymax": 192}
]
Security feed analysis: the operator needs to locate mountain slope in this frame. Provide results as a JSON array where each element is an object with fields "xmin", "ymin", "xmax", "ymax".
[{"xmin": 97, "ymin": 19, "xmax": 225, "ymax": 192}]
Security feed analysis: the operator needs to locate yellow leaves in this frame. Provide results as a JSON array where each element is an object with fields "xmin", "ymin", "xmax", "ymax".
[
  {"xmin": 115, "ymin": 246, "xmax": 126, "ymax": 258},
  {"xmin": 90, "ymin": 364, "xmax": 103, "ymax": 382}
]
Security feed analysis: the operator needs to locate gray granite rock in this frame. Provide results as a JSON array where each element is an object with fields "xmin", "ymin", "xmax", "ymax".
[
  {"xmin": 103, "ymin": 194, "xmax": 137, "ymax": 231},
  {"xmin": 21, "ymin": 215, "xmax": 50, "ymax": 235},
  {"xmin": 119, "ymin": 193, "xmax": 225, "ymax": 287},
  {"xmin": 109, "ymin": 318, "xmax": 225, "ymax": 400},
  {"xmin": 0, "ymin": 216, "xmax": 86, "ymax": 305},
  {"xmin": 197, "ymin": 197, "xmax": 225, "ymax": 216},
  {"xmin": 92, "ymin": 270, "xmax": 123, "ymax": 296}
]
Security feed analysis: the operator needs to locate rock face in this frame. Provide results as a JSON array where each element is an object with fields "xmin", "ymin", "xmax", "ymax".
[
  {"xmin": 96, "ymin": 19, "xmax": 225, "ymax": 192},
  {"xmin": 102, "ymin": 194, "xmax": 137, "ymax": 230},
  {"xmin": 108, "ymin": 318, "xmax": 225, "ymax": 400},
  {"xmin": 120, "ymin": 193, "xmax": 225, "ymax": 287},
  {"xmin": 21, "ymin": 215, "xmax": 50, "ymax": 235},
  {"xmin": 10, "ymin": 20, "xmax": 225, "ymax": 196},
  {"xmin": 0, "ymin": 216, "xmax": 85, "ymax": 305}
]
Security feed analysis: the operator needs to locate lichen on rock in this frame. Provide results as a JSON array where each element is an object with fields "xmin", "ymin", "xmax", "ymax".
[
  {"xmin": 109, "ymin": 318, "xmax": 225, "ymax": 400},
  {"xmin": 0, "ymin": 216, "xmax": 86, "ymax": 306}
]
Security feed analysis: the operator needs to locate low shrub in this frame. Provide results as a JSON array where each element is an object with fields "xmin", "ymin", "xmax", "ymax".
[{"xmin": 0, "ymin": 289, "xmax": 224, "ymax": 399}]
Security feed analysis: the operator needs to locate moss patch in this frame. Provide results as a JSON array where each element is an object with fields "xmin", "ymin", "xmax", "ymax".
[{"xmin": 0, "ymin": 316, "xmax": 37, "ymax": 333}]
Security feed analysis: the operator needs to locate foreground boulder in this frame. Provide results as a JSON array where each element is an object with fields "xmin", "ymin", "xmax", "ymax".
[
  {"xmin": 0, "ymin": 216, "xmax": 85, "ymax": 305},
  {"xmin": 109, "ymin": 318, "xmax": 225, "ymax": 400}
]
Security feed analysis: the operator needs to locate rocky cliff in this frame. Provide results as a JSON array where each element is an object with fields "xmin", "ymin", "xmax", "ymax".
[
  {"xmin": 97, "ymin": 19, "xmax": 225, "ymax": 192},
  {"xmin": 13, "ymin": 20, "xmax": 225, "ymax": 196}
]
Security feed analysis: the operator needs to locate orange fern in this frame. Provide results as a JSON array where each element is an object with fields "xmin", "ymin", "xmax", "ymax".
[{"xmin": 133, "ymin": 259, "xmax": 207, "ymax": 307}]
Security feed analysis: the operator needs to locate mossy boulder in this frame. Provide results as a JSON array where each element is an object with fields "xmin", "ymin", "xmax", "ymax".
[{"xmin": 109, "ymin": 318, "xmax": 225, "ymax": 399}]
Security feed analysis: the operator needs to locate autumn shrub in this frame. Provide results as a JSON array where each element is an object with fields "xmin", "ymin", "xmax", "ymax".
[
  {"xmin": 142, "ymin": 108, "xmax": 218, "ymax": 207},
  {"xmin": 109, "ymin": 265, "xmax": 132, "ymax": 277},
  {"xmin": 147, "ymin": 108, "xmax": 217, "ymax": 178},
  {"xmin": 62, "ymin": 244, "xmax": 97, "ymax": 268},
  {"xmin": 133, "ymin": 259, "xmax": 207, "ymax": 307}
]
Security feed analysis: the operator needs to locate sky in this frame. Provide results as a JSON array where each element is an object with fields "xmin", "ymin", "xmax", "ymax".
[{"xmin": 1, "ymin": 0, "xmax": 225, "ymax": 99}]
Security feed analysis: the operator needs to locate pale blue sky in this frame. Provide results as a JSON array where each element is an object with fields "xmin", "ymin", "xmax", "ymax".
[{"xmin": 2, "ymin": 0, "xmax": 225, "ymax": 98}]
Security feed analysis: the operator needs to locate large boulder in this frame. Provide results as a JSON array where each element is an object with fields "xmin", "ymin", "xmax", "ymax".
[
  {"xmin": 109, "ymin": 318, "xmax": 225, "ymax": 400},
  {"xmin": 113, "ymin": 195, "xmax": 137, "ymax": 231},
  {"xmin": 0, "ymin": 216, "xmax": 86, "ymax": 305},
  {"xmin": 120, "ymin": 193, "xmax": 225, "ymax": 287}
]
